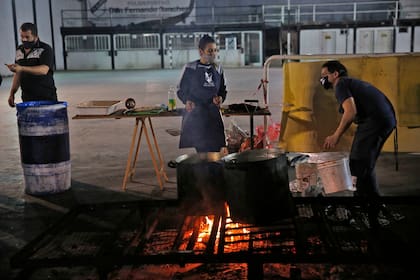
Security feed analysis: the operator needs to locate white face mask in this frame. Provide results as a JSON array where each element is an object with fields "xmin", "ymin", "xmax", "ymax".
[{"xmin": 202, "ymin": 54, "xmax": 216, "ymax": 64}]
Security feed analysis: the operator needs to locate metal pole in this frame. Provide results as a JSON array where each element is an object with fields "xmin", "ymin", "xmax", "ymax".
[
  {"xmin": 261, "ymin": 5, "xmax": 265, "ymax": 22},
  {"xmin": 245, "ymin": 99, "xmax": 258, "ymax": 150},
  {"xmin": 313, "ymin": 5, "xmax": 316, "ymax": 23},
  {"xmin": 279, "ymin": 25, "xmax": 283, "ymax": 56},
  {"xmin": 353, "ymin": 3, "xmax": 357, "ymax": 22},
  {"xmin": 62, "ymin": 34, "xmax": 67, "ymax": 70},
  {"xmin": 281, "ymin": 5, "xmax": 284, "ymax": 23},
  {"xmin": 12, "ymin": 0, "xmax": 18, "ymax": 49},
  {"xmin": 394, "ymin": 1, "xmax": 399, "ymax": 23},
  {"xmin": 48, "ymin": 0, "xmax": 56, "ymax": 70},
  {"xmin": 32, "ymin": 0, "xmax": 37, "ymax": 25},
  {"xmin": 250, "ymin": 112, "xmax": 254, "ymax": 149},
  {"xmin": 160, "ymin": 31, "xmax": 164, "ymax": 69},
  {"xmin": 410, "ymin": 25, "xmax": 415, "ymax": 52},
  {"xmin": 110, "ymin": 33, "xmax": 115, "ymax": 70},
  {"xmin": 345, "ymin": 27, "xmax": 348, "ymax": 54},
  {"xmin": 287, "ymin": 0, "xmax": 291, "ymax": 55},
  {"xmin": 353, "ymin": 26, "xmax": 357, "ymax": 54}
]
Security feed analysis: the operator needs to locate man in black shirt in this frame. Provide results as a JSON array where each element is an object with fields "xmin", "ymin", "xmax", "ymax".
[
  {"xmin": 6, "ymin": 22, "xmax": 57, "ymax": 107},
  {"xmin": 320, "ymin": 60, "xmax": 396, "ymax": 227}
]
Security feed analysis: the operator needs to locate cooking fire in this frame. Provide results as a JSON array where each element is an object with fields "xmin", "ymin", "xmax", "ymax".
[{"xmin": 10, "ymin": 197, "xmax": 418, "ymax": 279}]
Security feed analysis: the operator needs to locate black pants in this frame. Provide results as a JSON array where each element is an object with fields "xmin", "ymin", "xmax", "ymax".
[{"xmin": 349, "ymin": 117, "xmax": 396, "ymax": 224}]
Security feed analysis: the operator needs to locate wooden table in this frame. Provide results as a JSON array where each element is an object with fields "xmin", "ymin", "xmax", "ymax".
[{"xmin": 73, "ymin": 108, "xmax": 271, "ymax": 191}]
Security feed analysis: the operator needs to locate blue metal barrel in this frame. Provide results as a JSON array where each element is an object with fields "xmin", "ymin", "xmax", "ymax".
[{"xmin": 16, "ymin": 101, "xmax": 71, "ymax": 195}]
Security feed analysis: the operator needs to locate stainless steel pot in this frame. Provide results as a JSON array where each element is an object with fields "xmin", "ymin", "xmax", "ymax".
[{"xmin": 222, "ymin": 148, "xmax": 294, "ymax": 225}]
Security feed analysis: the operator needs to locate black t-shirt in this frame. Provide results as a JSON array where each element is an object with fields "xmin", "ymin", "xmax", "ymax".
[
  {"xmin": 15, "ymin": 40, "xmax": 57, "ymax": 101},
  {"xmin": 335, "ymin": 77, "xmax": 395, "ymax": 123}
]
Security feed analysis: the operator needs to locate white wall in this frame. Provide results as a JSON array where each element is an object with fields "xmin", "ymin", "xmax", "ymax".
[
  {"xmin": 50, "ymin": 0, "xmax": 85, "ymax": 70},
  {"xmin": 1, "ymin": 1, "xmax": 419, "ymax": 74},
  {"xmin": 0, "ymin": 0, "xmax": 83, "ymax": 75},
  {"xmin": 35, "ymin": 0, "xmax": 53, "ymax": 47},
  {"xmin": 395, "ymin": 26, "xmax": 411, "ymax": 52},
  {"xmin": 374, "ymin": 28, "xmax": 394, "ymax": 53},
  {"xmin": 115, "ymin": 50, "xmax": 162, "ymax": 69},
  {"xmin": 15, "ymin": 0, "xmax": 35, "ymax": 32},
  {"xmin": 415, "ymin": 26, "xmax": 420, "ymax": 52},
  {"xmin": 164, "ymin": 50, "xmax": 199, "ymax": 69},
  {"xmin": 66, "ymin": 52, "xmax": 112, "ymax": 70},
  {"xmin": 299, "ymin": 26, "xmax": 420, "ymax": 55},
  {"xmin": 218, "ymin": 50, "xmax": 245, "ymax": 67},
  {"xmin": 356, "ymin": 27, "xmax": 394, "ymax": 54},
  {"xmin": 300, "ymin": 30, "xmax": 320, "ymax": 54},
  {"xmin": 335, "ymin": 29, "xmax": 354, "ymax": 54},
  {"xmin": 300, "ymin": 29, "xmax": 354, "ymax": 55},
  {"xmin": 0, "ymin": 1, "xmax": 17, "ymax": 77}
]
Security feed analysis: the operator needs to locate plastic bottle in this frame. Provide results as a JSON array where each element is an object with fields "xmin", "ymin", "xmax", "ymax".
[{"xmin": 168, "ymin": 86, "xmax": 177, "ymax": 111}]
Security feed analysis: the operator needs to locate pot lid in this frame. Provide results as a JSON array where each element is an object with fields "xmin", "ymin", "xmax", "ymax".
[
  {"xmin": 222, "ymin": 148, "xmax": 284, "ymax": 164},
  {"xmin": 176, "ymin": 152, "xmax": 223, "ymax": 164}
]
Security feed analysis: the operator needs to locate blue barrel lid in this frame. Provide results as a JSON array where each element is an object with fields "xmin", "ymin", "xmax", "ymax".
[{"xmin": 16, "ymin": 101, "xmax": 67, "ymax": 113}]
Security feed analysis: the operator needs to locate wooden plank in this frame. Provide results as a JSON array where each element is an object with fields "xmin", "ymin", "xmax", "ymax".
[{"xmin": 72, "ymin": 109, "xmax": 271, "ymax": 120}]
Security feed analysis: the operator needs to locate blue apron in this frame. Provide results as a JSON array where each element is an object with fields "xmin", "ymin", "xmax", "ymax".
[{"xmin": 177, "ymin": 61, "xmax": 227, "ymax": 152}]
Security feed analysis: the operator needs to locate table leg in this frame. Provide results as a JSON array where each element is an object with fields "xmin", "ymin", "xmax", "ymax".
[
  {"xmin": 122, "ymin": 118, "xmax": 140, "ymax": 191},
  {"xmin": 142, "ymin": 118, "xmax": 164, "ymax": 190},
  {"xmin": 147, "ymin": 117, "xmax": 169, "ymax": 182},
  {"xmin": 130, "ymin": 118, "xmax": 145, "ymax": 180}
]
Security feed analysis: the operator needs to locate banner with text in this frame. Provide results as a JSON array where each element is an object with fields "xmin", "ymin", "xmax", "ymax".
[{"xmin": 87, "ymin": 0, "xmax": 195, "ymax": 27}]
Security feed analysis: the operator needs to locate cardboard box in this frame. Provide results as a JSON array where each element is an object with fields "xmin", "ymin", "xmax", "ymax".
[
  {"xmin": 76, "ymin": 100, "xmax": 123, "ymax": 115},
  {"xmin": 295, "ymin": 162, "xmax": 318, "ymax": 188}
]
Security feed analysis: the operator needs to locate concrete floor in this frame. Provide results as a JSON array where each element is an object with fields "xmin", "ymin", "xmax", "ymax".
[{"xmin": 0, "ymin": 67, "xmax": 419, "ymax": 279}]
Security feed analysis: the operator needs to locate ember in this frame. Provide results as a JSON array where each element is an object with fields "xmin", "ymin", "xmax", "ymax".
[{"xmin": 10, "ymin": 198, "xmax": 419, "ymax": 280}]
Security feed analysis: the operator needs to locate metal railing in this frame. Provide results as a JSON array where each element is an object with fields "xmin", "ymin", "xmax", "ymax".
[
  {"xmin": 264, "ymin": 1, "xmax": 399, "ymax": 25},
  {"xmin": 61, "ymin": 1, "xmax": 413, "ymax": 28}
]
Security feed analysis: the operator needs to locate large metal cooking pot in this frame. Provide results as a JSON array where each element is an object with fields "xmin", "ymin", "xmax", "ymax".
[
  {"xmin": 175, "ymin": 152, "xmax": 225, "ymax": 207},
  {"xmin": 222, "ymin": 148, "xmax": 294, "ymax": 225}
]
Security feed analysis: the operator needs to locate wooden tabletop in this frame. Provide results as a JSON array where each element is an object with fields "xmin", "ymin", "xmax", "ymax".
[{"xmin": 72, "ymin": 108, "xmax": 271, "ymax": 120}]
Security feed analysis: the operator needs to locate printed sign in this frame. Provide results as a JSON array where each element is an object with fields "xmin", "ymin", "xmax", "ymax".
[{"xmin": 87, "ymin": 0, "xmax": 195, "ymax": 27}]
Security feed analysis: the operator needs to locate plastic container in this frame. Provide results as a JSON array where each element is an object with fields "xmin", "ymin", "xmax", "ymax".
[
  {"xmin": 16, "ymin": 101, "xmax": 71, "ymax": 195},
  {"xmin": 168, "ymin": 86, "xmax": 177, "ymax": 111},
  {"xmin": 317, "ymin": 158, "xmax": 354, "ymax": 194}
]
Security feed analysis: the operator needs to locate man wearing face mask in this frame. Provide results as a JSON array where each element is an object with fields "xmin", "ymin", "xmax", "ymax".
[
  {"xmin": 320, "ymin": 60, "xmax": 396, "ymax": 228},
  {"xmin": 6, "ymin": 22, "xmax": 57, "ymax": 107},
  {"xmin": 176, "ymin": 34, "xmax": 227, "ymax": 153}
]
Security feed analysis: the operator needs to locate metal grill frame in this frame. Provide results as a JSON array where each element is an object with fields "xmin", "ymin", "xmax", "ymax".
[{"xmin": 11, "ymin": 197, "xmax": 420, "ymax": 280}]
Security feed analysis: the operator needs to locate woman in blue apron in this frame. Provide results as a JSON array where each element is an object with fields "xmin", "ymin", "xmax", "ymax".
[{"xmin": 177, "ymin": 35, "xmax": 227, "ymax": 153}]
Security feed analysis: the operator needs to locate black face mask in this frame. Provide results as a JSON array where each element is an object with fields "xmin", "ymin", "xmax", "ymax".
[
  {"xmin": 320, "ymin": 76, "xmax": 332, "ymax": 90},
  {"xmin": 22, "ymin": 40, "xmax": 36, "ymax": 49}
]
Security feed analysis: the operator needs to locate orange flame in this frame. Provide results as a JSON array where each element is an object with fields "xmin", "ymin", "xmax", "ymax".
[
  {"xmin": 196, "ymin": 203, "xmax": 250, "ymax": 247},
  {"xmin": 197, "ymin": 215, "xmax": 214, "ymax": 243}
]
